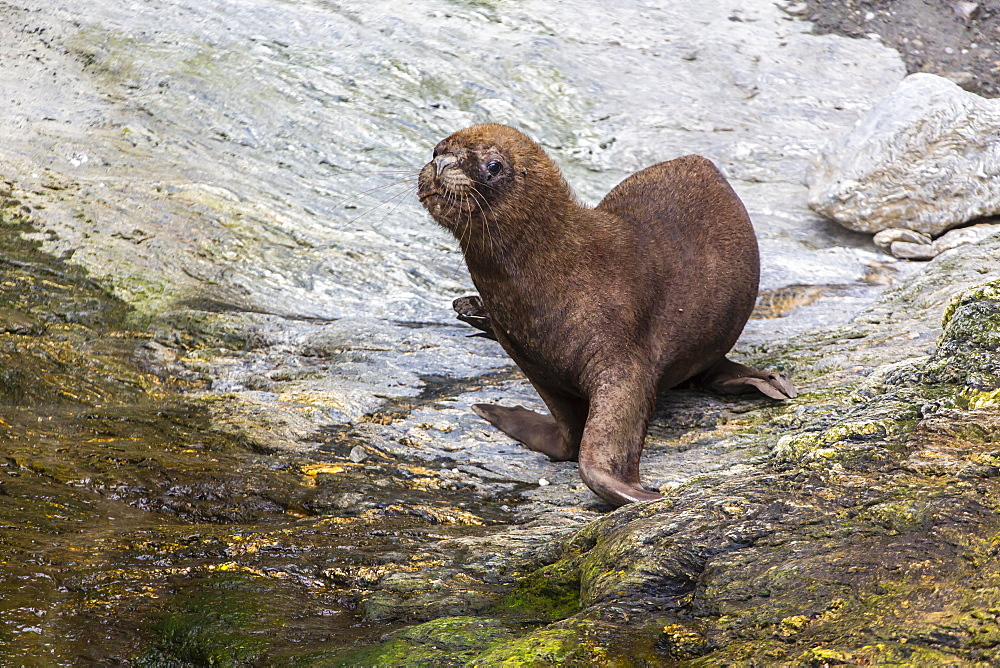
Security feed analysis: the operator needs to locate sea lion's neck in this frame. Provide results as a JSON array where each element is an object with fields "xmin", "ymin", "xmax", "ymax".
[{"xmin": 460, "ymin": 191, "xmax": 585, "ymax": 282}]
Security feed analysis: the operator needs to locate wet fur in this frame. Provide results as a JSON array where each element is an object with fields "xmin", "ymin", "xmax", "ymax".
[{"xmin": 418, "ymin": 124, "xmax": 795, "ymax": 507}]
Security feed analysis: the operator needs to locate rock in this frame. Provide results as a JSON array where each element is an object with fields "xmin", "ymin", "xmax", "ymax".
[
  {"xmin": 954, "ymin": 1, "xmax": 981, "ymax": 19},
  {"xmin": 940, "ymin": 70, "xmax": 977, "ymax": 91},
  {"xmin": 922, "ymin": 278, "xmax": 1000, "ymax": 389},
  {"xmin": 0, "ymin": 307, "xmax": 45, "ymax": 335},
  {"xmin": 872, "ymin": 228, "xmax": 932, "ymax": 250},
  {"xmin": 880, "ymin": 222, "xmax": 1000, "ymax": 260},
  {"xmin": 331, "ymin": 617, "xmax": 521, "ymax": 666},
  {"xmin": 933, "ymin": 222, "xmax": 1000, "ymax": 253},
  {"xmin": 890, "ymin": 241, "xmax": 939, "ymax": 260},
  {"xmin": 345, "ymin": 233, "xmax": 1000, "ymax": 665},
  {"xmin": 808, "ymin": 74, "xmax": 1000, "ymax": 236},
  {"xmin": 0, "ymin": 0, "xmax": 971, "ymax": 663}
]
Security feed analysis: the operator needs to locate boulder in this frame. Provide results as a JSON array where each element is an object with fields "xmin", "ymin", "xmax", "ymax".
[{"xmin": 808, "ymin": 73, "xmax": 1000, "ymax": 235}]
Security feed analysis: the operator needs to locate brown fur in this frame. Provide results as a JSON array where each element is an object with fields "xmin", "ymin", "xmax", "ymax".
[{"xmin": 418, "ymin": 124, "xmax": 795, "ymax": 507}]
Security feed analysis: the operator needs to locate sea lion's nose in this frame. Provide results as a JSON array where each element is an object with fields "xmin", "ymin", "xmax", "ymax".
[{"xmin": 434, "ymin": 154, "xmax": 457, "ymax": 176}]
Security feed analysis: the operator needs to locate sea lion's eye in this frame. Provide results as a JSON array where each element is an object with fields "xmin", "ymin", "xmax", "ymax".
[{"xmin": 485, "ymin": 160, "xmax": 503, "ymax": 177}]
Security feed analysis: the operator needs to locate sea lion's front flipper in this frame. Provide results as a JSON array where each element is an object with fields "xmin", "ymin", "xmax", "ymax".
[
  {"xmin": 453, "ymin": 295, "xmax": 496, "ymax": 340},
  {"xmin": 696, "ymin": 357, "xmax": 797, "ymax": 400}
]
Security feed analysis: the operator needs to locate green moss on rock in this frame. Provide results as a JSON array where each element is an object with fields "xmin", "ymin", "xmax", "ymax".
[
  {"xmin": 471, "ymin": 617, "xmax": 661, "ymax": 666},
  {"xmin": 329, "ymin": 616, "xmax": 519, "ymax": 667},
  {"xmin": 657, "ymin": 623, "xmax": 708, "ymax": 660},
  {"xmin": 470, "ymin": 626, "xmax": 583, "ymax": 665},
  {"xmin": 492, "ymin": 555, "xmax": 583, "ymax": 623},
  {"xmin": 774, "ymin": 415, "xmax": 917, "ymax": 464},
  {"xmin": 925, "ymin": 279, "xmax": 1000, "ymax": 390}
]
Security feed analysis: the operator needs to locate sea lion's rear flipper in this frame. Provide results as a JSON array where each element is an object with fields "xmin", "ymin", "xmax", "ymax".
[
  {"xmin": 471, "ymin": 403, "xmax": 581, "ymax": 461},
  {"xmin": 453, "ymin": 295, "xmax": 496, "ymax": 340},
  {"xmin": 696, "ymin": 357, "xmax": 797, "ymax": 400}
]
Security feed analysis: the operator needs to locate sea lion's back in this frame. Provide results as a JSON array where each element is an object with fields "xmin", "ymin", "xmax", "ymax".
[
  {"xmin": 596, "ymin": 155, "xmax": 761, "ymax": 385},
  {"xmin": 596, "ymin": 155, "xmax": 754, "ymax": 249}
]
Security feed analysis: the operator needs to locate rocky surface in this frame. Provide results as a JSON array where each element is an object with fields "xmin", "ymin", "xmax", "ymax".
[
  {"xmin": 808, "ymin": 73, "xmax": 1000, "ymax": 236},
  {"xmin": 804, "ymin": 0, "xmax": 1000, "ymax": 98},
  {"xmin": 333, "ymin": 230, "xmax": 1000, "ymax": 666},
  {"xmin": 1, "ymin": 0, "xmax": 999, "ymax": 664}
]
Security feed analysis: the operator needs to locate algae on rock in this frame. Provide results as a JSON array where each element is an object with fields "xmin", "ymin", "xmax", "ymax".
[{"xmin": 925, "ymin": 278, "xmax": 1000, "ymax": 390}]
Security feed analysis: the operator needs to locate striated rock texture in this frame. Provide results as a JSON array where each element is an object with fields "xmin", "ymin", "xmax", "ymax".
[{"xmin": 808, "ymin": 73, "xmax": 1000, "ymax": 235}]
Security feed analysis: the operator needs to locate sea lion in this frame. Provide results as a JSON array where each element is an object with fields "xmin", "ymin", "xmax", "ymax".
[{"xmin": 417, "ymin": 124, "xmax": 795, "ymax": 507}]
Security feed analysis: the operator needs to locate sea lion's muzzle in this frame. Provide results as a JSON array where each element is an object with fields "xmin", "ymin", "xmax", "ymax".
[
  {"xmin": 434, "ymin": 154, "xmax": 457, "ymax": 176},
  {"xmin": 431, "ymin": 154, "xmax": 473, "ymax": 194},
  {"xmin": 418, "ymin": 146, "xmax": 478, "ymax": 228}
]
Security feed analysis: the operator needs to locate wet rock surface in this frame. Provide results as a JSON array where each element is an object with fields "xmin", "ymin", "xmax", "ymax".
[
  {"xmin": 0, "ymin": 0, "xmax": 998, "ymax": 664},
  {"xmin": 0, "ymin": 193, "xmax": 523, "ymax": 663}
]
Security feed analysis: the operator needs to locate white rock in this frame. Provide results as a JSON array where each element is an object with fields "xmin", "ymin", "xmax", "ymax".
[
  {"xmin": 890, "ymin": 241, "xmax": 939, "ymax": 261},
  {"xmin": 954, "ymin": 2, "xmax": 980, "ymax": 20},
  {"xmin": 808, "ymin": 73, "xmax": 1000, "ymax": 235},
  {"xmin": 932, "ymin": 223, "xmax": 1000, "ymax": 253},
  {"xmin": 887, "ymin": 223, "xmax": 1000, "ymax": 260},
  {"xmin": 872, "ymin": 228, "xmax": 932, "ymax": 250}
]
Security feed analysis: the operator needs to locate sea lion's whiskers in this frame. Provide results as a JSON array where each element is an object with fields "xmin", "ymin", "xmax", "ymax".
[
  {"xmin": 335, "ymin": 181, "xmax": 416, "ymax": 230},
  {"xmin": 459, "ymin": 191, "xmax": 474, "ymax": 251},
  {"xmin": 373, "ymin": 185, "xmax": 418, "ymax": 226},
  {"xmin": 442, "ymin": 182, "xmax": 466, "ymax": 249},
  {"xmin": 473, "ymin": 180, "xmax": 501, "ymax": 192},
  {"xmin": 332, "ymin": 178, "xmax": 417, "ymax": 211},
  {"xmin": 470, "ymin": 189, "xmax": 498, "ymax": 256},
  {"xmin": 454, "ymin": 194, "xmax": 473, "ymax": 261},
  {"xmin": 473, "ymin": 181, "xmax": 508, "ymax": 252}
]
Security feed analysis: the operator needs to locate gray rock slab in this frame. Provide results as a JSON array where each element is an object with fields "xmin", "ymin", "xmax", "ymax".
[{"xmin": 890, "ymin": 240, "xmax": 940, "ymax": 260}]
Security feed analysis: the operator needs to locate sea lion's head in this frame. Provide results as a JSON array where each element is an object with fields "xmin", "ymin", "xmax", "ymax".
[{"xmin": 417, "ymin": 124, "xmax": 571, "ymax": 238}]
